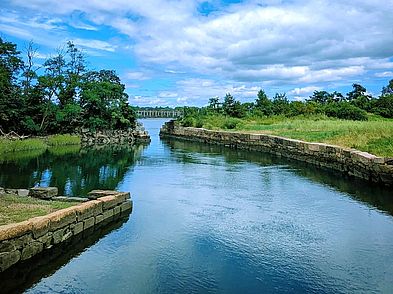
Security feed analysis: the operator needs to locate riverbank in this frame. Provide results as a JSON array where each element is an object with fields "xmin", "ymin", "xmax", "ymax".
[
  {"xmin": 0, "ymin": 190, "xmax": 132, "ymax": 272},
  {"xmin": 160, "ymin": 120, "xmax": 393, "ymax": 186},
  {"xmin": 180, "ymin": 114, "xmax": 393, "ymax": 157},
  {"xmin": 0, "ymin": 126, "xmax": 151, "ymax": 155},
  {"xmin": 0, "ymin": 135, "xmax": 80, "ymax": 154}
]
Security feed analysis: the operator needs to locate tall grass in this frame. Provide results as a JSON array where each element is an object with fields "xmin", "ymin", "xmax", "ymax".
[
  {"xmin": 186, "ymin": 114, "xmax": 393, "ymax": 157},
  {"xmin": 0, "ymin": 134, "xmax": 81, "ymax": 155},
  {"xmin": 47, "ymin": 134, "xmax": 81, "ymax": 146}
]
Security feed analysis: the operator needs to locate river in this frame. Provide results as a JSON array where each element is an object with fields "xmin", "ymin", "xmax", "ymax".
[{"xmin": 1, "ymin": 118, "xmax": 393, "ymax": 293}]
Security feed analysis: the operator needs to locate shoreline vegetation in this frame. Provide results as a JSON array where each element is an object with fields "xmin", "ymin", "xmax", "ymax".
[
  {"xmin": 0, "ymin": 134, "xmax": 80, "ymax": 155},
  {"xmin": 177, "ymin": 115, "xmax": 393, "ymax": 158},
  {"xmin": 178, "ymin": 81, "xmax": 393, "ymax": 158}
]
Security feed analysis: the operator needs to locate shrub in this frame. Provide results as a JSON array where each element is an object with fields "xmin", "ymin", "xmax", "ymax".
[
  {"xmin": 195, "ymin": 118, "xmax": 204, "ymax": 128},
  {"xmin": 372, "ymin": 94, "xmax": 393, "ymax": 118},
  {"xmin": 181, "ymin": 116, "xmax": 196, "ymax": 127},
  {"xmin": 323, "ymin": 102, "xmax": 368, "ymax": 121},
  {"xmin": 222, "ymin": 118, "xmax": 241, "ymax": 129}
]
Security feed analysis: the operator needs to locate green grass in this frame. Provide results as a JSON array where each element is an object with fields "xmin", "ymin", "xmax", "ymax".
[
  {"xmin": 0, "ymin": 194, "xmax": 78, "ymax": 226},
  {"xmin": 183, "ymin": 114, "xmax": 393, "ymax": 157},
  {"xmin": 0, "ymin": 134, "xmax": 80, "ymax": 155},
  {"xmin": 47, "ymin": 134, "xmax": 81, "ymax": 146}
]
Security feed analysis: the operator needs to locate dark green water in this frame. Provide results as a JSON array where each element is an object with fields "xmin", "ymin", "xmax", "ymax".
[{"xmin": 1, "ymin": 119, "xmax": 393, "ymax": 293}]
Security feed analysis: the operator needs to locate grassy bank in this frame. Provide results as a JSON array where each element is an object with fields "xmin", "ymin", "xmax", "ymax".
[
  {"xmin": 180, "ymin": 114, "xmax": 393, "ymax": 157},
  {"xmin": 0, "ymin": 134, "xmax": 81, "ymax": 154},
  {"xmin": 0, "ymin": 194, "xmax": 78, "ymax": 226}
]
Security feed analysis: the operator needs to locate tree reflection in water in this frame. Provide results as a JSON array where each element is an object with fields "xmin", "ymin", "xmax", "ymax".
[{"xmin": 0, "ymin": 144, "xmax": 147, "ymax": 197}]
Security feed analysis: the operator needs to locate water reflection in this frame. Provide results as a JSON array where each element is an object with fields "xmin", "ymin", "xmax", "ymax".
[
  {"xmin": 0, "ymin": 144, "xmax": 147, "ymax": 196},
  {"xmin": 162, "ymin": 138, "xmax": 393, "ymax": 216}
]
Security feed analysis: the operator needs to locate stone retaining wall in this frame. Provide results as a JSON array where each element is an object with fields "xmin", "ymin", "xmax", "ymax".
[
  {"xmin": 0, "ymin": 190, "xmax": 132, "ymax": 272},
  {"xmin": 80, "ymin": 128, "xmax": 150, "ymax": 146},
  {"xmin": 160, "ymin": 120, "xmax": 393, "ymax": 186}
]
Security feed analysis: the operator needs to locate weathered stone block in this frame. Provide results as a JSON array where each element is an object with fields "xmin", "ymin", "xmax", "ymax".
[
  {"xmin": 29, "ymin": 187, "xmax": 58, "ymax": 199},
  {"xmin": 0, "ymin": 250, "xmax": 21, "ymax": 272},
  {"xmin": 37, "ymin": 233, "xmax": 52, "ymax": 249},
  {"xmin": 87, "ymin": 190, "xmax": 118, "ymax": 200},
  {"xmin": 0, "ymin": 234, "xmax": 32, "ymax": 252},
  {"xmin": 0, "ymin": 221, "xmax": 32, "ymax": 242},
  {"xmin": 95, "ymin": 214, "xmax": 104, "ymax": 224},
  {"xmin": 75, "ymin": 201, "xmax": 96, "ymax": 221},
  {"xmin": 113, "ymin": 205, "xmax": 121, "ymax": 216},
  {"xmin": 52, "ymin": 196, "xmax": 87, "ymax": 202},
  {"xmin": 98, "ymin": 196, "xmax": 118, "ymax": 210},
  {"xmin": 102, "ymin": 209, "xmax": 114, "ymax": 221},
  {"xmin": 120, "ymin": 201, "xmax": 132, "ymax": 213},
  {"xmin": 52, "ymin": 228, "xmax": 65, "ymax": 244},
  {"xmin": 21, "ymin": 241, "xmax": 43, "ymax": 260},
  {"xmin": 30, "ymin": 216, "xmax": 50, "ymax": 238},
  {"xmin": 16, "ymin": 189, "xmax": 29, "ymax": 197},
  {"xmin": 48, "ymin": 208, "xmax": 76, "ymax": 231},
  {"xmin": 71, "ymin": 222, "xmax": 84, "ymax": 235},
  {"xmin": 83, "ymin": 217, "xmax": 95, "ymax": 230}
]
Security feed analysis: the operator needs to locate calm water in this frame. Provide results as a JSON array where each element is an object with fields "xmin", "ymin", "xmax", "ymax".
[{"xmin": 1, "ymin": 119, "xmax": 393, "ymax": 293}]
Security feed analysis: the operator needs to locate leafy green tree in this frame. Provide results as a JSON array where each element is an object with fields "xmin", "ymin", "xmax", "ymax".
[
  {"xmin": 255, "ymin": 89, "xmax": 273, "ymax": 115},
  {"xmin": 347, "ymin": 83, "xmax": 369, "ymax": 101},
  {"xmin": 222, "ymin": 93, "xmax": 245, "ymax": 118},
  {"xmin": 208, "ymin": 96, "xmax": 221, "ymax": 113},
  {"xmin": 80, "ymin": 70, "xmax": 135, "ymax": 130},
  {"xmin": 0, "ymin": 37, "xmax": 24, "ymax": 132},
  {"xmin": 272, "ymin": 92, "xmax": 289, "ymax": 115}
]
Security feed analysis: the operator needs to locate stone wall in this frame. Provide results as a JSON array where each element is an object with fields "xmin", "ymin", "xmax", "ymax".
[
  {"xmin": 0, "ymin": 190, "xmax": 132, "ymax": 272},
  {"xmin": 80, "ymin": 125, "xmax": 150, "ymax": 146},
  {"xmin": 160, "ymin": 120, "xmax": 393, "ymax": 186}
]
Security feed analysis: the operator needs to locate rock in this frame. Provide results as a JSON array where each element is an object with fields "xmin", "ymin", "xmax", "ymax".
[
  {"xmin": 52, "ymin": 196, "xmax": 87, "ymax": 203},
  {"xmin": 5, "ymin": 189, "xmax": 18, "ymax": 195},
  {"xmin": 16, "ymin": 189, "xmax": 29, "ymax": 197},
  {"xmin": 0, "ymin": 187, "xmax": 4, "ymax": 195},
  {"xmin": 29, "ymin": 187, "xmax": 58, "ymax": 199},
  {"xmin": 0, "ymin": 250, "xmax": 21, "ymax": 272},
  {"xmin": 87, "ymin": 190, "xmax": 118, "ymax": 200},
  {"xmin": 21, "ymin": 241, "xmax": 43, "ymax": 260}
]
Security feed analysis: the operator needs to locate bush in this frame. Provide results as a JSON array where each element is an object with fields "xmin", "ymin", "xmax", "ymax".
[
  {"xmin": 372, "ymin": 94, "xmax": 393, "ymax": 118},
  {"xmin": 323, "ymin": 102, "xmax": 368, "ymax": 121},
  {"xmin": 222, "ymin": 118, "xmax": 241, "ymax": 129},
  {"xmin": 195, "ymin": 118, "xmax": 204, "ymax": 128},
  {"xmin": 181, "ymin": 116, "xmax": 196, "ymax": 127}
]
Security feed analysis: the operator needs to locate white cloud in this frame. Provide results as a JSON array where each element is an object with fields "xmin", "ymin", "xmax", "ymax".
[
  {"xmin": 124, "ymin": 71, "xmax": 150, "ymax": 81},
  {"xmin": 289, "ymin": 86, "xmax": 322, "ymax": 96},
  {"xmin": 3, "ymin": 0, "xmax": 393, "ymax": 105},
  {"xmin": 375, "ymin": 71, "xmax": 393, "ymax": 78},
  {"xmin": 72, "ymin": 38, "xmax": 116, "ymax": 52}
]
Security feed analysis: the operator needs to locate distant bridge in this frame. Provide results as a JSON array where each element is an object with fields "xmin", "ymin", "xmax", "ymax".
[{"xmin": 136, "ymin": 109, "xmax": 183, "ymax": 118}]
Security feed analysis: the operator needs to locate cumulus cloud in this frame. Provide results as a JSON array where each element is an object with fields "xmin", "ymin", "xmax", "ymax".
[{"xmin": 3, "ymin": 0, "xmax": 393, "ymax": 104}]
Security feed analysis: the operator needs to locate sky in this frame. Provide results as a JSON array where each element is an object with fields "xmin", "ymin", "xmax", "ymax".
[{"xmin": 1, "ymin": 0, "xmax": 393, "ymax": 107}]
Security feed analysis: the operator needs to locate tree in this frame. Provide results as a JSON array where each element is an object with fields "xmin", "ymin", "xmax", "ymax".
[
  {"xmin": 208, "ymin": 96, "xmax": 220, "ymax": 112},
  {"xmin": 222, "ymin": 93, "xmax": 245, "ymax": 118},
  {"xmin": 347, "ymin": 83, "xmax": 369, "ymax": 101},
  {"xmin": 272, "ymin": 92, "xmax": 289, "ymax": 115},
  {"xmin": 255, "ymin": 89, "xmax": 273, "ymax": 115},
  {"xmin": 0, "ymin": 37, "xmax": 24, "ymax": 132},
  {"xmin": 382, "ymin": 79, "xmax": 393, "ymax": 96},
  {"xmin": 80, "ymin": 70, "xmax": 135, "ymax": 130}
]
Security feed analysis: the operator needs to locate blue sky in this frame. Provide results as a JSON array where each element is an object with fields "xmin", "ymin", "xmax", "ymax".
[{"xmin": 1, "ymin": 0, "xmax": 393, "ymax": 107}]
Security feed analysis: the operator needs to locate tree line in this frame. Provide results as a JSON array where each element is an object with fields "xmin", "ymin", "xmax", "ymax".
[
  {"xmin": 0, "ymin": 38, "xmax": 136, "ymax": 135},
  {"xmin": 183, "ymin": 81, "xmax": 393, "ymax": 122}
]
